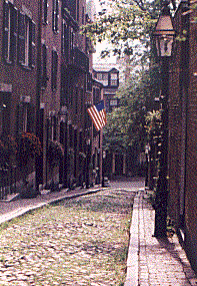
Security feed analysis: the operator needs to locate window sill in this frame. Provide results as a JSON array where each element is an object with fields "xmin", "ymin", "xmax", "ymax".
[
  {"xmin": 19, "ymin": 64, "xmax": 33, "ymax": 71},
  {"xmin": 3, "ymin": 59, "xmax": 14, "ymax": 66}
]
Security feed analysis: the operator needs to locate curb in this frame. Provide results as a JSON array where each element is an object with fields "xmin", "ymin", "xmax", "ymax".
[
  {"xmin": 124, "ymin": 191, "xmax": 140, "ymax": 286},
  {"xmin": 0, "ymin": 188, "xmax": 103, "ymax": 225}
]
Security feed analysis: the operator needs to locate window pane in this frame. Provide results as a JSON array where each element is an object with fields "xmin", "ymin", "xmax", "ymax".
[
  {"xmin": 3, "ymin": 1, "xmax": 10, "ymax": 62},
  {"xmin": 18, "ymin": 12, "xmax": 26, "ymax": 65}
]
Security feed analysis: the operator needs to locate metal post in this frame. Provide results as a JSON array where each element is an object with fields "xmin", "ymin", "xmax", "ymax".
[
  {"xmin": 102, "ymin": 150, "xmax": 106, "ymax": 187},
  {"xmin": 154, "ymin": 56, "xmax": 169, "ymax": 237}
]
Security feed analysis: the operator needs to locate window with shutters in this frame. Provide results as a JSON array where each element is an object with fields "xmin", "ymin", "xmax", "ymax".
[
  {"xmin": 18, "ymin": 12, "xmax": 36, "ymax": 69},
  {"xmin": 77, "ymin": 0, "xmax": 79, "ymax": 22},
  {"xmin": 51, "ymin": 116, "xmax": 57, "ymax": 141},
  {"xmin": 43, "ymin": 0, "xmax": 48, "ymax": 24},
  {"xmin": 51, "ymin": 50, "xmax": 58, "ymax": 91},
  {"xmin": 42, "ymin": 44, "xmax": 48, "ymax": 88},
  {"xmin": 62, "ymin": 21, "xmax": 76, "ymax": 63},
  {"xmin": 3, "ymin": 0, "xmax": 17, "ymax": 64},
  {"xmin": 52, "ymin": 0, "xmax": 59, "ymax": 33},
  {"xmin": 62, "ymin": 20, "xmax": 69, "ymax": 61}
]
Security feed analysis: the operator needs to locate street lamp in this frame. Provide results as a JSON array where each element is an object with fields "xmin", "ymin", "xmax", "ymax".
[
  {"xmin": 152, "ymin": 1, "xmax": 175, "ymax": 237},
  {"xmin": 153, "ymin": 1, "xmax": 175, "ymax": 58}
]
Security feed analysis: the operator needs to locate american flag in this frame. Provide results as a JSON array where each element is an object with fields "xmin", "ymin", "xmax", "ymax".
[{"xmin": 87, "ymin": 100, "xmax": 107, "ymax": 131}]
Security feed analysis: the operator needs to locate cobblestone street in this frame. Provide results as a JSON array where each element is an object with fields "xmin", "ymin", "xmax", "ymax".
[{"xmin": 0, "ymin": 182, "xmax": 136, "ymax": 286}]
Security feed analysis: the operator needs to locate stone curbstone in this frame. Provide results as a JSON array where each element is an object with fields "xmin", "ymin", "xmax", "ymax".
[
  {"xmin": 124, "ymin": 192, "xmax": 141, "ymax": 286},
  {"xmin": 0, "ymin": 188, "xmax": 102, "ymax": 225}
]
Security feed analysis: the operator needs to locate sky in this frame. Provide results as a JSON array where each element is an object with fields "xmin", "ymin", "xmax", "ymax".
[{"xmin": 93, "ymin": 0, "xmax": 117, "ymax": 64}]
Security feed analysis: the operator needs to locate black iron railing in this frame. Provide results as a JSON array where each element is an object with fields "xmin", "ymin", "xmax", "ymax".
[{"xmin": 0, "ymin": 166, "xmax": 17, "ymax": 200}]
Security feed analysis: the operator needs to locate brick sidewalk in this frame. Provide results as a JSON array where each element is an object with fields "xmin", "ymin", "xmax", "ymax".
[
  {"xmin": 0, "ymin": 186, "xmax": 102, "ymax": 224},
  {"xmin": 125, "ymin": 191, "xmax": 197, "ymax": 286}
]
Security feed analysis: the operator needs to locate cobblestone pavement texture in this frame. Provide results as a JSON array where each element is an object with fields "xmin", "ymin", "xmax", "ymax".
[
  {"xmin": 0, "ymin": 182, "xmax": 136, "ymax": 285},
  {"xmin": 0, "ymin": 178, "xmax": 197, "ymax": 286}
]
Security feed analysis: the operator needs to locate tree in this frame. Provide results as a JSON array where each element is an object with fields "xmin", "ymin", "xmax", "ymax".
[
  {"xmin": 103, "ymin": 65, "xmax": 160, "ymax": 157},
  {"xmin": 82, "ymin": 0, "xmax": 160, "ymax": 58}
]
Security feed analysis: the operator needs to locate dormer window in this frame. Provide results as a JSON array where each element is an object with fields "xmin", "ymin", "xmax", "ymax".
[{"xmin": 110, "ymin": 73, "xmax": 118, "ymax": 86}]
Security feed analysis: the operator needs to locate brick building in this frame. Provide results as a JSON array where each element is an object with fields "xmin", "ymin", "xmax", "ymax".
[
  {"xmin": 93, "ymin": 67, "xmax": 119, "ymax": 112},
  {"xmin": 0, "ymin": 0, "xmax": 102, "ymax": 196},
  {"xmin": 0, "ymin": 0, "xmax": 40, "ymax": 192},
  {"xmin": 168, "ymin": 0, "xmax": 197, "ymax": 272}
]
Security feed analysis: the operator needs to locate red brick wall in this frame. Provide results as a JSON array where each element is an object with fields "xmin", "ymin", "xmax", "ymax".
[
  {"xmin": 0, "ymin": 0, "xmax": 40, "ymax": 135},
  {"xmin": 184, "ymin": 5, "xmax": 197, "ymax": 271},
  {"xmin": 169, "ymin": 1, "xmax": 197, "ymax": 272}
]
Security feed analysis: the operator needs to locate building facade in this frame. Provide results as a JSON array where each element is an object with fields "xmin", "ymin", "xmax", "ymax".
[
  {"xmin": 93, "ymin": 67, "xmax": 119, "ymax": 112},
  {"xmin": 0, "ymin": 0, "xmax": 40, "ymax": 193},
  {"xmin": 0, "ymin": 0, "xmax": 101, "ymax": 198},
  {"xmin": 168, "ymin": 0, "xmax": 197, "ymax": 272}
]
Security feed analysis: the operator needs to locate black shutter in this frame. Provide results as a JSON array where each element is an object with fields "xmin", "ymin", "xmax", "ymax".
[
  {"xmin": 55, "ymin": 0, "xmax": 59, "ymax": 32},
  {"xmin": 62, "ymin": 22, "xmax": 65, "ymax": 54},
  {"xmin": 51, "ymin": 51, "xmax": 54, "ymax": 90},
  {"xmin": 3, "ymin": 0, "xmax": 9, "ymax": 62},
  {"xmin": 27, "ymin": 104, "xmax": 35, "ymax": 133},
  {"xmin": 42, "ymin": 44, "xmax": 48, "ymax": 88},
  {"xmin": 43, "ymin": 0, "xmax": 48, "ymax": 24},
  {"xmin": 29, "ymin": 21, "xmax": 36, "ymax": 68},
  {"xmin": 52, "ymin": 0, "xmax": 55, "ymax": 31},
  {"xmin": 18, "ymin": 12, "xmax": 25, "ymax": 65},
  {"xmin": 54, "ymin": 52, "xmax": 58, "ymax": 89},
  {"xmin": 63, "ymin": 22, "xmax": 69, "ymax": 61},
  {"xmin": 53, "ymin": 116, "xmax": 57, "ymax": 140},
  {"xmin": 51, "ymin": 51, "xmax": 58, "ymax": 90},
  {"xmin": 10, "ymin": 6, "xmax": 18, "ymax": 63}
]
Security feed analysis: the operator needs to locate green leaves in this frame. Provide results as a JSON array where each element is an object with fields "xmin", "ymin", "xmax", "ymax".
[
  {"xmin": 103, "ymin": 64, "xmax": 161, "ymax": 154},
  {"xmin": 81, "ymin": 0, "xmax": 159, "ymax": 58}
]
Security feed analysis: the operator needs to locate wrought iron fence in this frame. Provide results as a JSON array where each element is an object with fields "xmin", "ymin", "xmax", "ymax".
[{"xmin": 0, "ymin": 166, "xmax": 17, "ymax": 200}]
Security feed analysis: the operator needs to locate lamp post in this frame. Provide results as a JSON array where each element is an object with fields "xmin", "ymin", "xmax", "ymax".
[
  {"xmin": 86, "ymin": 138, "xmax": 91, "ymax": 188},
  {"xmin": 152, "ymin": 1, "xmax": 175, "ymax": 237},
  {"xmin": 145, "ymin": 143, "xmax": 150, "ymax": 188},
  {"xmin": 102, "ymin": 150, "xmax": 106, "ymax": 187}
]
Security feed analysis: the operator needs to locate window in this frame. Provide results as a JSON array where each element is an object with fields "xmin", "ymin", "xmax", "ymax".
[
  {"xmin": 93, "ymin": 88, "xmax": 100, "ymax": 105},
  {"xmin": 18, "ymin": 12, "xmax": 36, "ymax": 68},
  {"xmin": 52, "ymin": 0, "xmax": 59, "ymax": 33},
  {"xmin": 110, "ymin": 73, "xmax": 118, "ymax": 86},
  {"xmin": 70, "ymin": 27, "xmax": 75, "ymax": 52},
  {"xmin": 82, "ymin": 7, "xmax": 85, "ymax": 24},
  {"xmin": 3, "ymin": 0, "xmax": 17, "ymax": 64},
  {"xmin": 75, "ymin": 88, "xmax": 78, "ymax": 114},
  {"xmin": 77, "ymin": 0, "xmax": 79, "ymax": 22},
  {"xmin": 22, "ymin": 105, "xmax": 28, "ymax": 132},
  {"xmin": 42, "ymin": 44, "xmax": 48, "ymax": 88},
  {"xmin": 51, "ymin": 116, "xmax": 57, "ymax": 141},
  {"xmin": 62, "ymin": 20, "xmax": 69, "ymax": 61},
  {"xmin": 62, "ymin": 21, "xmax": 75, "ymax": 63},
  {"xmin": 51, "ymin": 50, "xmax": 58, "ymax": 91},
  {"xmin": 80, "ymin": 88, "xmax": 83, "ymax": 114},
  {"xmin": 43, "ymin": 0, "xmax": 48, "ymax": 24},
  {"xmin": 97, "ymin": 73, "xmax": 108, "ymax": 86}
]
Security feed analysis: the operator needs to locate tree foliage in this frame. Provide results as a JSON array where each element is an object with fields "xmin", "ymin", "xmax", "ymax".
[
  {"xmin": 103, "ymin": 65, "xmax": 161, "ymax": 154},
  {"xmin": 82, "ymin": 0, "xmax": 161, "ymax": 58}
]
